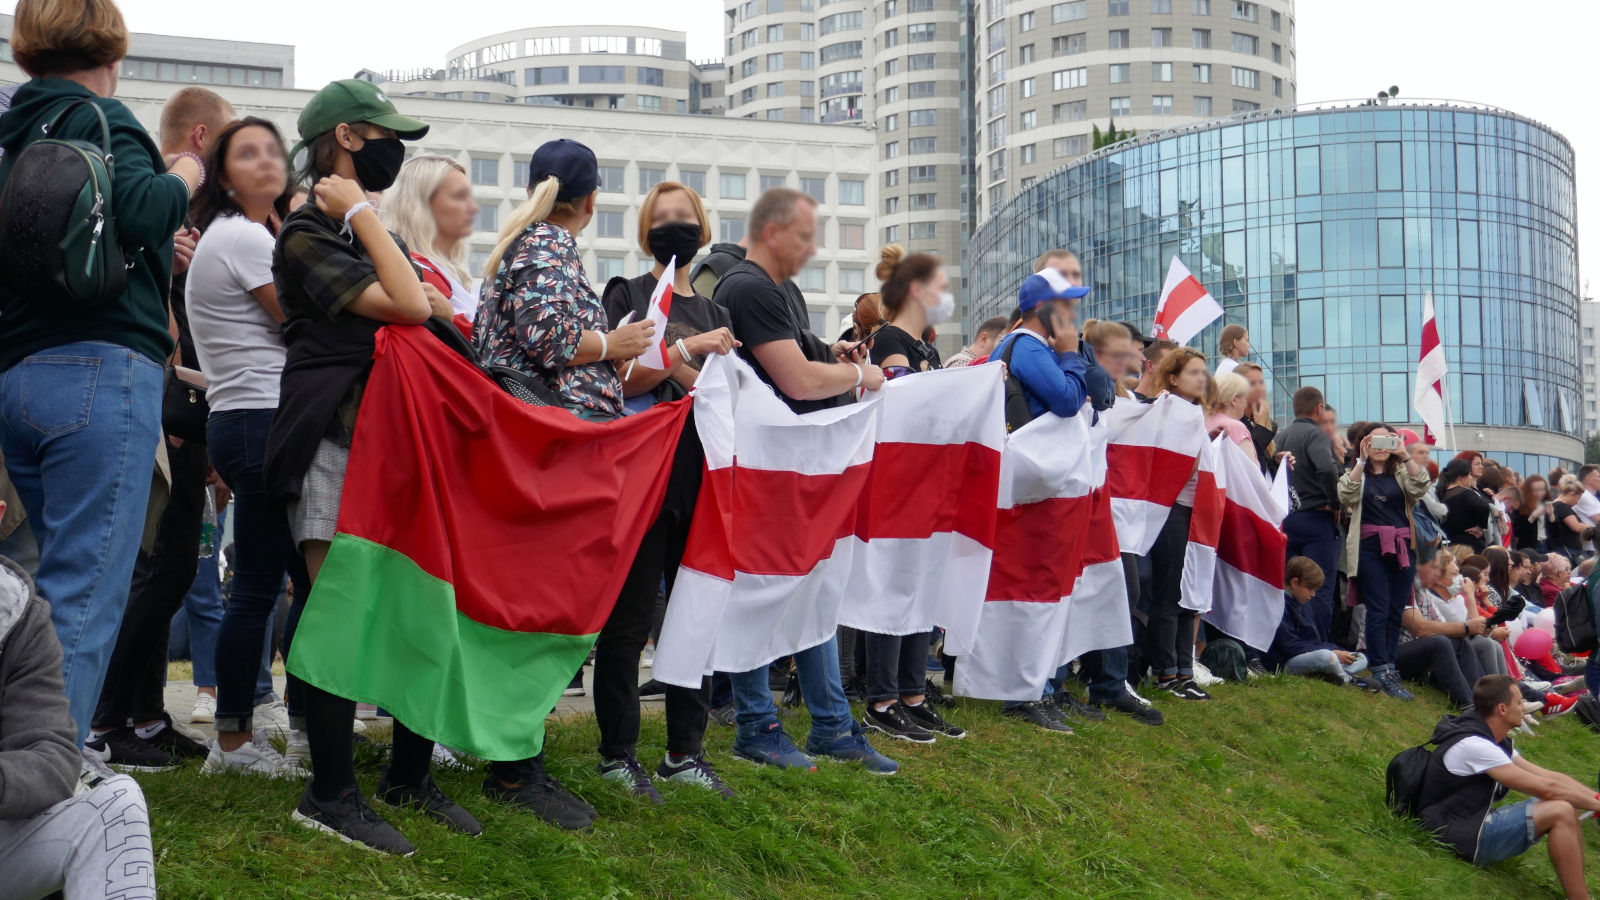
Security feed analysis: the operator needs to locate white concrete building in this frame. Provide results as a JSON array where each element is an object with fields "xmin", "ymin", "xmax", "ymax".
[{"xmin": 1581, "ymin": 299, "xmax": 1599, "ymax": 438}]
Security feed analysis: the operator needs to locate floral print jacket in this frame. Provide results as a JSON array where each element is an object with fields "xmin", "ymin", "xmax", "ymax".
[{"xmin": 473, "ymin": 221, "xmax": 623, "ymax": 420}]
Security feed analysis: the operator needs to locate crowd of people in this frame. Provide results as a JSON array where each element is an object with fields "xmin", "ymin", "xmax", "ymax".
[{"xmin": 1, "ymin": 0, "xmax": 1599, "ymax": 895}]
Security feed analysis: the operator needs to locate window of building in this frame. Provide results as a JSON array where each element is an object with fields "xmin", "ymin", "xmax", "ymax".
[
  {"xmin": 910, "ymin": 109, "xmax": 937, "ymax": 127},
  {"xmin": 1192, "ymin": 0, "xmax": 1210, "ymax": 11},
  {"xmin": 799, "ymin": 264, "xmax": 827, "ymax": 292},
  {"xmin": 910, "ymin": 222, "xmax": 937, "ymax": 240},
  {"xmin": 1192, "ymin": 28, "xmax": 1211, "ymax": 49},
  {"xmin": 821, "ymin": 11, "xmax": 862, "ymax": 34},
  {"xmin": 912, "ymin": 23, "xmax": 938, "ymax": 43},
  {"xmin": 1110, "ymin": 96, "xmax": 1131, "ymax": 116},
  {"xmin": 910, "ymin": 165, "xmax": 938, "ymax": 182},
  {"xmin": 767, "ymin": 53, "xmax": 785, "ymax": 72},
  {"xmin": 1019, "ymin": 43, "xmax": 1035, "ymax": 64},
  {"xmin": 1376, "ymin": 141, "xmax": 1402, "ymax": 190},
  {"xmin": 1019, "ymin": 109, "xmax": 1036, "ymax": 130},
  {"xmin": 1231, "ymin": 99, "xmax": 1258, "ymax": 112},
  {"xmin": 1294, "ymin": 145, "xmax": 1319, "ymax": 194},
  {"xmin": 1231, "ymin": 32, "xmax": 1258, "ymax": 55},
  {"xmin": 801, "ymin": 107, "xmax": 815, "ymax": 121},
  {"xmin": 884, "ymin": 169, "xmax": 900, "ymax": 187},
  {"xmin": 1053, "ymin": 135, "xmax": 1087, "ymax": 158},
  {"xmin": 910, "ymin": 80, "xmax": 937, "ymax": 97},
  {"xmin": 767, "ymin": 24, "xmax": 785, "ymax": 42},
  {"xmin": 594, "ymin": 256, "xmax": 624, "ymax": 282},
  {"xmin": 884, "ymin": 58, "xmax": 901, "ymax": 75},
  {"xmin": 1231, "ymin": 66, "xmax": 1259, "ymax": 89},
  {"xmin": 885, "ymin": 196, "xmax": 900, "ymax": 214},
  {"xmin": 473, "ymin": 204, "xmax": 497, "ymax": 233},
  {"xmin": 741, "ymin": 87, "xmax": 757, "ymax": 104},
  {"xmin": 1192, "ymin": 63, "xmax": 1212, "ymax": 83},
  {"xmin": 1020, "ymin": 143, "xmax": 1037, "ymax": 165},
  {"xmin": 1053, "ymin": 33, "xmax": 1086, "ymax": 55},
  {"xmin": 794, "ymin": 176, "xmax": 823, "ymax": 202},
  {"xmin": 680, "ymin": 169, "xmax": 707, "ymax": 194},
  {"xmin": 1152, "ymin": 62, "xmax": 1172, "ymax": 81},
  {"xmin": 637, "ymin": 95, "xmax": 663, "ymax": 112},
  {"xmin": 470, "ymin": 157, "xmax": 498, "ymax": 186},
  {"xmin": 1019, "ymin": 11, "xmax": 1036, "ymax": 30},
  {"xmin": 594, "ymin": 210, "xmax": 624, "ymax": 238},
  {"xmin": 801, "ymin": 51, "xmax": 815, "ymax": 69},
  {"xmin": 988, "ymin": 83, "xmax": 1007, "ymax": 113},
  {"xmin": 1054, "ymin": 67, "xmax": 1088, "ymax": 89},
  {"xmin": 885, "ymin": 141, "xmax": 901, "ymax": 159},
  {"xmin": 637, "ymin": 67, "xmax": 665, "ymax": 86},
  {"xmin": 1109, "ymin": 29, "xmax": 1130, "ymax": 49},
  {"xmin": 840, "ymin": 269, "xmax": 865, "ymax": 293},
  {"xmin": 741, "ymin": 58, "xmax": 758, "ymax": 79},
  {"xmin": 1459, "ymin": 221, "xmax": 1480, "ymax": 268},
  {"xmin": 910, "ymin": 0, "xmax": 934, "ymax": 9},
  {"xmin": 822, "ymin": 41, "xmax": 864, "ymax": 63},
  {"xmin": 1052, "ymin": 1, "xmax": 1086, "ymax": 23},
  {"xmin": 1108, "ymin": 63, "xmax": 1130, "ymax": 84},
  {"xmin": 1053, "ymin": 100, "xmax": 1087, "ymax": 121},
  {"xmin": 595, "ymin": 165, "xmax": 624, "ymax": 192},
  {"xmin": 1271, "ymin": 9, "xmax": 1281, "ymax": 29},
  {"xmin": 761, "ymin": 174, "xmax": 787, "ymax": 193},
  {"xmin": 1152, "ymin": 0, "xmax": 1172, "ymax": 10},
  {"xmin": 579, "ymin": 65, "xmax": 624, "ymax": 83},
  {"xmin": 884, "ymin": 0, "xmax": 898, "ymax": 15},
  {"xmin": 1193, "ymin": 95, "xmax": 1212, "ymax": 116},
  {"xmin": 839, "ymin": 223, "xmax": 865, "ymax": 249},
  {"xmin": 1271, "ymin": 42, "xmax": 1281, "ymax": 63},
  {"xmin": 1273, "ymin": 77, "xmax": 1282, "ymax": 97},
  {"xmin": 1152, "ymin": 95, "xmax": 1173, "ymax": 114},
  {"xmin": 1378, "ymin": 219, "xmax": 1402, "ymax": 267},
  {"xmin": 638, "ymin": 168, "xmax": 665, "ymax": 192},
  {"xmin": 1108, "ymin": 0, "xmax": 1129, "ymax": 14},
  {"xmin": 764, "ymin": 82, "xmax": 781, "ymax": 98},
  {"xmin": 988, "ymin": 183, "xmax": 1007, "ymax": 207},
  {"xmin": 884, "ymin": 28, "xmax": 900, "ymax": 48},
  {"xmin": 720, "ymin": 217, "xmax": 746, "ymax": 243},
  {"xmin": 1232, "ymin": 0, "xmax": 1257, "ymax": 21},
  {"xmin": 909, "ymin": 137, "xmax": 937, "ymax": 154},
  {"xmin": 525, "ymin": 66, "xmax": 568, "ymax": 85},
  {"xmin": 768, "ymin": 0, "xmax": 783, "ymax": 11},
  {"xmin": 1152, "ymin": 27, "xmax": 1173, "ymax": 47},
  {"xmin": 1379, "ymin": 297, "xmax": 1407, "ymax": 345},
  {"xmin": 720, "ymin": 172, "xmax": 748, "ymax": 200}
]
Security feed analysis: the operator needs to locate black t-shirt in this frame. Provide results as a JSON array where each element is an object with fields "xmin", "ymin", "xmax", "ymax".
[
  {"xmin": 1440, "ymin": 484, "xmax": 1492, "ymax": 552},
  {"xmin": 602, "ymin": 272, "xmax": 732, "ymax": 404},
  {"xmin": 1551, "ymin": 501, "xmax": 1584, "ymax": 558},
  {"xmin": 1361, "ymin": 472, "xmax": 1409, "ymax": 529},
  {"xmin": 869, "ymin": 324, "xmax": 941, "ymax": 374},
  {"xmin": 716, "ymin": 258, "xmax": 847, "ymax": 414}
]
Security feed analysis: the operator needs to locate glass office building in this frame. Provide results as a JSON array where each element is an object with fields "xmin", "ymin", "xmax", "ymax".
[{"xmin": 969, "ymin": 102, "xmax": 1583, "ymax": 470}]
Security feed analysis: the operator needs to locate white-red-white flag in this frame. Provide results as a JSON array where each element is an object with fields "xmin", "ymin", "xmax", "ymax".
[
  {"xmin": 636, "ymin": 255, "xmax": 676, "ymax": 370},
  {"xmin": 948, "ymin": 409, "xmax": 1130, "ymax": 701},
  {"xmin": 1104, "ymin": 395, "xmax": 1209, "ymax": 555},
  {"xmin": 1152, "ymin": 257, "xmax": 1224, "ymax": 347},
  {"xmin": 1178, "ymin": 437, "xmax": 1225, "ymax": 614},
  {"xmin": 1202, "ymin": 439, "xmax": 1289, "ymax": 650},
  {"xmin": 1414, "ymin": 291, "xmax": 1449, "ymax": 446},
  {"xmin": 652, "ymin": 354, "xmax": 1005, "ymax": 688}
]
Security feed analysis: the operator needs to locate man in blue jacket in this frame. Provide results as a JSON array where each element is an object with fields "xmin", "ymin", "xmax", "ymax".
[{"xmin": 992, "ymin": 268, "xmax": 1093, "ymax": 421}]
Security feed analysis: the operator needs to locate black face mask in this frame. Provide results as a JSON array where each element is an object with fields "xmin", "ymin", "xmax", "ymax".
[
  {"xmin": 646, "ymin": 222, "xmax": 703, "ymax": 268},
  {"xmin": 350, "ymin": 136, "xmax": 405, "ymax": 192}
]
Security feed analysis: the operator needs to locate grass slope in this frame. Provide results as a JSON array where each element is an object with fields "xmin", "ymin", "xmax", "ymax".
[{"xmin": 141, "ymin": 677, "xmax": 1600, "ymax": 899}]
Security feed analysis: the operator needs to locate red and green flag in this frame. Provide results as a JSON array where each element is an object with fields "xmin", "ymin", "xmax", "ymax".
[{"xmin": 287, "ymin": 325, "xmax": 688, "ymax": 760}]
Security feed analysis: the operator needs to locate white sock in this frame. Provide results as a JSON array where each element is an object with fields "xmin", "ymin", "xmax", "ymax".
[
  {"xmin": 872, "ymin": 701, "xmax": 894, "ymax": 713},
  {"xmin": 88, "ymin": 728, "xmax": 113, "ymax": 744},
  {"xmin": 903, "ymin": 698, "xmax": 924, "ymax": 708},
  {"xmin": 134, "ymin": 721, "xmax": 166, "ymax": 740}
]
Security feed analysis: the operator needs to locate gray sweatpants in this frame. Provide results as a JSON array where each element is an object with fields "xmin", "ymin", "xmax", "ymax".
[{"xmin": 0, "ymin": 774, "xmax": 155, "ymax": 900}]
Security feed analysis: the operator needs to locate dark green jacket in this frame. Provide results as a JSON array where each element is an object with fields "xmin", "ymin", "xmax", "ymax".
[{"xmin": 0, "ymin": 77, "xmax": 186, "ymax": 371}]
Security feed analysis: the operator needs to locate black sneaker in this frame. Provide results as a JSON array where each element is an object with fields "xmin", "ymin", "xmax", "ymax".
[
  {"xmin": 1347, "ymin": 675, "xmax": 1382, "ymax": 693},
  {"xmin": 709, "ymin": 701, "xmax": 737, "ymax": 728},
  {"xmin": 144, "ymin": 715, "xmax": 208, "ymax": 761},
  {"xmin": 923, "ymin": 678, "xmax": 956, "ymax": 709},
  {"xmin": 1054, "ymin": 692, "xmax": 1107, "ymax": 722},
  {"xmin": 1179, "ymin": 679, "xmax": 1213, "ymax": 701},
  {"xmin": 656, "ymin": 752, "xmax": 735, "ymax": 798},
  {"xmin": 1246, "ymin": 658, "xmax": 1269, "ymax": 679},
  {"xmin": 92, "ymin": 728, "xmax": 179, "ymax": 773},
  {"xmin": 1374, "ymin": 669, "xmax": 1416, "ymax": 701},
  {"xmin": 1159, "ymin": 678, "xmax": 1208, "ymax": 701},
  {"xmin": 902, "ymin": 701, "xmax": 966, "ymax": 739},
  {"xmin": 563, "ymin": 670, "xmax": 585, "ymax": 697},
  {"xmin": 599, "ymin": 754, "xmax": 664, "ymax": 804},
  {"xmin": 377, "ymin": 772, "xmax": 484, "ymax": 837},
  {"xmin": 483, "ymin": 769, "xmax": 597, "ymax": 830},
  {"xmin": 1001, "ymin": 701, "xmax": 1074, "ymax": 734},
  {"xmin": 1039, "ymin": 695, "xmax": 1072, "ymax": 727},
  {"xmin": 1094, "ymin": 692, "xmax": 1166, "ymax": 726},
  {"xmin": 638, "ymin": 679, "xmax": 669, "ymax": 701},
  {"xmin": 292, "ymin": 783, "xmax": 415, "ymax": 856},
  {"xmin": 862, "ymin": 702, "xmax": 937, "ymax": 743}
]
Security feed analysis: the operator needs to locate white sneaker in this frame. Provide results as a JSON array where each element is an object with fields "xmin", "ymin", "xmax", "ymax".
[
  {"xmin": 191, "ymin": 692, "xmax": 217, "ymax": 724},
  {"xmin": 351, "ymin": 717, "xmax": 367, "ymax": 735},
  {"xmin": 202, "ymin": 737, "xmax": 310, "ymax": 779},
  {"xmin": 283, "ymin": 729, "xmax": 310, "ymax": 767},
  {"xmin": 1522, "ymin": 678, "xmax": 1552, "ymax": 693},
  {"xmin": 432, "ymin": 743, "xmax": 472, "ymax": 771},
  {"xmin": 1191, "ymin": 661, "xmax": 1224, "ymax": 687},
  {"xmin": 253, "ymin": 700, "xmax": 291, "ymax": 738},
  {"xmin": 80, "ymin": 743, "xmax": 116, "ymax": 786}
]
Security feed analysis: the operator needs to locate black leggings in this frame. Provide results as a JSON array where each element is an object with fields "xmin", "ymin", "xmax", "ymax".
[
  {"xmin": 303, "ymin": 684, "xmax": 433, "ymax": 800},
  {"xmin": 1145, "ymin": 503, "xmax": 1196, "ymax": 680}
]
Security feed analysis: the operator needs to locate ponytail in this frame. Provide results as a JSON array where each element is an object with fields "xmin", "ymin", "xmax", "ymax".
[{"xmin": 483, "ymin": 175, "xmax": 563, "ymax": 282}]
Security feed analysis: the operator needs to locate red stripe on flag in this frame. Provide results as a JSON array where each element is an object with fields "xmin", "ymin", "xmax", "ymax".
[
  {"xmin": 1082, "ymin": 487, "xmax": 1122, "ymax": 566},
  {"xmin": 1188, "ymin": 470, "xmax": 1224, "ymax": 548},
  {"xmin": 985, "ymin": 494, "xmax": 1092, "ymax": 602},
  {"xmin": 855, "ymin": 442, "xmax": 1003, "ymax": 546},
  {"xmin": 1106, "ymin": 443, "xmax": 1197, "ymax": 507},
  {"xmin": 1419, "ymin": 317, "xmax": 1440, "ymax": 357},
  {"xmin": 1156, "ymin": 275, "xmax": 1210, "ymax": 331},
  {"xmin": 1215, "ymin": 498, "xmax": 1287, "ymax": 587}
]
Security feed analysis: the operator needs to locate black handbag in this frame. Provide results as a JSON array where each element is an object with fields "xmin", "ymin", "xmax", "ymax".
[{"xmin": 162, "ymin": 366, "xmax": 209, "ymax": 444}]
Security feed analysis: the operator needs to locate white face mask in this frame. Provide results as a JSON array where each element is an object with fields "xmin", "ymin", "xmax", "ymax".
[{"xmin": 926, "ymin": 289, "xmax": 955, "ymax": 326}]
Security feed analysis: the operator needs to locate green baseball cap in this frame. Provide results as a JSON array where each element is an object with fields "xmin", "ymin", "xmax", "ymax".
[{"xmin": 296, "ymin": 79, "xmax": 429, "ymax": 146}]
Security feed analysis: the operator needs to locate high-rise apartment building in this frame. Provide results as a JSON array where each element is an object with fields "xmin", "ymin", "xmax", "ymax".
[{"xmin": 971, "ymin": 0, "xmax": 1296, "ymax": 222}]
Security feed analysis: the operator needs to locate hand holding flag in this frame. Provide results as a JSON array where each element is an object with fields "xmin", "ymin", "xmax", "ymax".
[
  {"xmin": 635, "ymin": 255, "xmax": 676, "ymax": 371},
  {"xmin": 1152, "ymin": 257, "xmax": 1224, "ymax": 347}
]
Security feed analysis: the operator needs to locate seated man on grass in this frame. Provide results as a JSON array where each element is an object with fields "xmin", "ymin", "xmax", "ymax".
[
  {"xmin": 1416, "ymin": 674, "xmax": 1600, "ymax": 899},
  {"xmin": 1267, "ymin": 556, "xmax": 1379, "ymax": 690}
]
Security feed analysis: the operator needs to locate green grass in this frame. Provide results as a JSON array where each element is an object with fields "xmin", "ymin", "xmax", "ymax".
[{"xmin": 140, "ymin": 677, "xmax": 1600, "ymax": 899}]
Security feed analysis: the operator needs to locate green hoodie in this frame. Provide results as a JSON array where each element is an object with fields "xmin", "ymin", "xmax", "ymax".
[{"xmin": 0, "ymin": 77, "xmax": 187, "ymax": 372}]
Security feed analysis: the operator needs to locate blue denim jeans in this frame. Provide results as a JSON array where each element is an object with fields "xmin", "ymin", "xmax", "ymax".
[
  {"xmin": 169, "ymin": 507, "xmax": 226, "ymax": 687},
  {"xmin": 1285, "ymin": 649, "xmax": 1368, "ymax": 682},
  {"xmin": 731, "ymin": 635, "xmax": 852, "ymax": 743},
  {"xmin": 206, "ymin": 408, "xmax": 308, "ymax": 734},
  {"xmin": 1473, "ymin": 798, "xmax": 1539, "ymax": 865},
  {"xmin": 1283, "ymin": 510, "xmax": 1341, "ymax": 644},
  {"xmin": 0, "ymin": 341, "xmax": 164, "ymax": 744},
  {"xmin": 1356, "ymin": 538, "xmax": 1412, "ymax": 672}
]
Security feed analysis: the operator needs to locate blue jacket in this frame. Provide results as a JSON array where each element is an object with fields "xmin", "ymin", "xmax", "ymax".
[
  {"xmin": 992, "ymin": 331, "xmax": 1088, "ymax": 420},
  {"xmin": 1267, "ymin": 593, "xmax": 1331, "ymax": 667}
]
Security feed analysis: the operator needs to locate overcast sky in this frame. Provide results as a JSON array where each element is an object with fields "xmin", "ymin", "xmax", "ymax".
[{"xmin": 7, "ymin": 0, "xmax": 1591, "ymax": 297}]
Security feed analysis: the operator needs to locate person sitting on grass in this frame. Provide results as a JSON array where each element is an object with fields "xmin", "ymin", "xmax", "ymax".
[
  {"xmin": 1414, "ymin": 674, "xmax": 1600, "ymax": 899},
  {"xmin": 1267, "ymin": 556, "xmax": 1380, "ymax": 690},
  {"xmin": 0, "ymin": 549, "xmax": 156, "ymax": 899}
]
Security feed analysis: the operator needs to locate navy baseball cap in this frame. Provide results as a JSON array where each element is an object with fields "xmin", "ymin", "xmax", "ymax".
[
  {"xmin": 1017, "ymin": 268, "xmax": 1090, "ymax": 313},
  {"xmin": 527, "ymin": 139, "xmax": 599, "ymax": 201}
]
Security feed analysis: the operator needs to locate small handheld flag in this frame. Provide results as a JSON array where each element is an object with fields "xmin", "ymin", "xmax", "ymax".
[{"xmin": 1152, "ymin": 257, "xmax": 1224, "ymax": 347}]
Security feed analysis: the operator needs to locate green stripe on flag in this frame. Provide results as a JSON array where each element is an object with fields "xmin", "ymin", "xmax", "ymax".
[{"xmin": 287, "ymin": 533, "xmax": 597, "ymax": 761}]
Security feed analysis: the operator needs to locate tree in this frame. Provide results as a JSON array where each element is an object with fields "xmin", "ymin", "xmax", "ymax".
[
  {"xmin": 1585, "ymin": 432, "xmax": 1600, "ymax": 465},
  {"xmin": 1092, "ymin": 119, "xmax": 1134, "ymax": 150}
]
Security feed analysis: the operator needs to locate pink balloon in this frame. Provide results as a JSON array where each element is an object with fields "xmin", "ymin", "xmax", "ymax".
[
  {"xmin": 1514, "ymin": 627, "xmax": 1553, "ymax": 660},
  {"xmin": 1534, "ymin": 607, "xmax": 1557, "ymax": 634}
]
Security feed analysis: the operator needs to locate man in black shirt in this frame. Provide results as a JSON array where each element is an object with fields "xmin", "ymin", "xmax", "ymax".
[
  {"xmin": 712, "ymin": 187, "xmax": 895, "ymax": 775},
  {"xmin": 1278, "ymin": 386, "xmax": 1343, "ymax": 643}
]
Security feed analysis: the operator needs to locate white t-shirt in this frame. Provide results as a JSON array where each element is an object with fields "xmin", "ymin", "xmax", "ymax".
[
  {"xmin": 1441, "ymin": 735, "xmax": 1518, "ymax": 776},
  {"xmin": 441, "ymin": 267, "xmax": 479, "ymax": 321},
  {"xmin": 186, "ymin": 214, "xmax": 284, "ymax": 413},
  {"xmin": 1574, "ymin": 491, "xmax": 1600, "ymax": 525},
  {"xmin": 1215, "ymin": 357, "xmax": 1239, "ymax": 377}
]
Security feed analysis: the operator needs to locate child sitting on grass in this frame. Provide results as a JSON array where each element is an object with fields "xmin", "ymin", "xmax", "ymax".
[{"xmin": 1267, "ymin": 556, "xmax": 1381, "ymax": 690}]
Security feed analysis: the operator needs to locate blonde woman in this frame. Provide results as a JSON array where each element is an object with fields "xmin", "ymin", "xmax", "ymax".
[
  {"xmin": 473, "ymin": 139, "xmax": 653, "ymax": 422},
  {"xmin": 382, "ymin": 155, "xmax": 480, "ymax": 321},
  {"xmin": 1216, "ymin": 323, "xmax": 1249, "ymax": 375},
  {"xmin": 1205, "ymin": 371, "xmax": 1253, "ymax": 450}
]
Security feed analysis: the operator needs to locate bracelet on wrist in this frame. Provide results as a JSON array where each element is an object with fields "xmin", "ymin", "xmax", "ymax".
[
  {"xmin": 676, "ymin": 338, "xmax": 689, "ymax": 361},
  {"xmin": 597, "ymin": 331, "xmax": 609, "ymax": 361},
  {"xmin": 852, "ymin": 362, "xmax": 864, "ymax": 389},
  {"xmin": 173, "ymin": 151, "xmax": 206, "ymax": 188},
  {"xmin": 343, "ymin": 200, "xmax": 374, "ymax": 229}
]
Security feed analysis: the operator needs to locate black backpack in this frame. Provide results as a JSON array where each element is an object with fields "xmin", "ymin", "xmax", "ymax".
[
  {"xmin": 0, "ymin": 98, "xmax": 130, "ymax": 307},
  {"xmin": 1553, "ymin": 579, "xmax": 1598, "ymax": 655},
  {"xmin": 1573, "ymin": 693, "xmax": 1600, "ymax": 733},
  {"xmin": 1385, "ymin": 724, "xmax": 1472, "ymax": 819},
  {"xmin": 999, "ymin": 335, "xmax": 1034, "ymax": 433}
]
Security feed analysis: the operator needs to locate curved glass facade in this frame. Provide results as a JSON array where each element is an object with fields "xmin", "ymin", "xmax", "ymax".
[{"xmin": 970, "ymin": 103, "xmax": 1583, "ymax": 470}]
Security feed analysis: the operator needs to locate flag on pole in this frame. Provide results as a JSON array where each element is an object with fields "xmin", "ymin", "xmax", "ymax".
[
  {"xmin": 1414, "ymin": 291, "xmax": 1449, "ymax": 445},
  {"xmin": 652, "ymin": 354, "xmax": 1005, "ymax": 689},
  {"xmin": 1103, "ymin": 395, "xmax": 1209, "ymax": 555},
  {"xmin": 286, "ymin": 326, "xmax": 689, "ymax": 761},
  {"xmin": 1202, "ymin": 439, "xmax": 1289, "ymax": 650},
  {"xmin": 1152, "ymin": 257, "xmax": 1224, "ymax": 347},
  {"xmin": 636, "ymin": 255, "xmax": 676, "ymax": 370}
]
